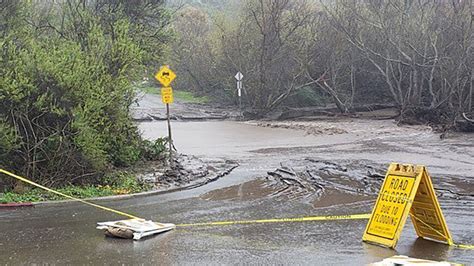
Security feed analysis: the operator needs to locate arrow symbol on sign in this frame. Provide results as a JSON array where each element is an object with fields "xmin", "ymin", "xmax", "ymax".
[{"xmin": 235, "ymin": 71, "xmax": 243, "ymax": 81}]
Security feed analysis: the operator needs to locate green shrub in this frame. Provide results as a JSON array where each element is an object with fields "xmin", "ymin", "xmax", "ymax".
[
  {"xmin": 141, "ymin": 138, "xmax": 168, "ymax": 161},
  {"xmin": 0, "ymin": 171, "xmax": 151, "ymax": 203},
  {"xmin": 0, "ymin": 1, "xmax": 170, "ymax": 189},
  {"xmin": 0, "ymin": 186, "xmax": 115, "ymax": 203}
]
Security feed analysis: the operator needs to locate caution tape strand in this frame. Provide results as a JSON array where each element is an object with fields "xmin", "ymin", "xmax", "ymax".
[{"xmin": 176, "ymin": 213, "xmax": 372, "ymax": 227}]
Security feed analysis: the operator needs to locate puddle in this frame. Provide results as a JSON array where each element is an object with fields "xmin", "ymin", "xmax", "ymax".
[{"xmin": 311, "ymin": 188, "xmax": 372, "ymax": 208}]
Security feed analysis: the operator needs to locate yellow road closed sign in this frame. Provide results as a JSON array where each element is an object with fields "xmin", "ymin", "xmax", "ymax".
[
  {"xmin": 161, "ymin": 87, "xmax": 173, "ymax": 104},
  {"xmin": 363, "ymin": 163, "xmax": 452, "ymax": 249}
]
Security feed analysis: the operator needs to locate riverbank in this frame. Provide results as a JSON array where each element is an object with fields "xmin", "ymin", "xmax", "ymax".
[{"xmin": 0, "ymin": 153, "xmax": 238, "ymax": 205}]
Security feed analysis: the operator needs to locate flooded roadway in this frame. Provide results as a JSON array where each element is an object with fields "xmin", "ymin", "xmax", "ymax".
[{"xmin": 1, "ymin": 120, "xmax": 473, "ymax": 264}]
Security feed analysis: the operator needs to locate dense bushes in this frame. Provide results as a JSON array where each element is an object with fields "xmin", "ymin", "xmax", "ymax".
[
  {"xmin": 173, "ymin": 0, "xmax": 473, "ymax": 121},
  {"xmin": 0, "ymin": 1, "xmax": 170, "ymax": 189}
]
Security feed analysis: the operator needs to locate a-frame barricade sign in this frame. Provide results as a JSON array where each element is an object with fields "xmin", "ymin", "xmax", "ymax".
[{"xmin": 362, "ymin": 163, "xmax": 452, "ymax": 249}]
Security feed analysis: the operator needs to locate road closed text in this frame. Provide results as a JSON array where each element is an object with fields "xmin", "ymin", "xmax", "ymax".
[{"xmin": 366, "ymin": 175, "xmax": 415, "ymax": 239}]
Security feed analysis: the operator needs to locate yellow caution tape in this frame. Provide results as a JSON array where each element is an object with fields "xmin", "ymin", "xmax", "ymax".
[
  {"xmin": 451, "ymin": 243, "xmax": 474, "ymax": 250},
  {"xmin": 1, "ymin": 168, "xmax": 473, "ymax": 250},
  {"xmin": 0, "ymin": 168, "xmax": 141, "ymax": 220},
  {"xmin": 177, "ymin": 213, "xmax": 372, "ymax": 227}
]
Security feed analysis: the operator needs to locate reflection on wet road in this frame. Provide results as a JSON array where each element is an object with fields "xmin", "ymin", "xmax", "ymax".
[{"xmin": 1, "ymin": 120, "xmax": 472, "ymax": 264}]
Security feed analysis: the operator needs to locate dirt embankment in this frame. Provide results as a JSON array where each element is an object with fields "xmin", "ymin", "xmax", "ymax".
[
  {"xmin": 267, "ymin": 105, "xmax": 473, "ymax": 132},
  {"xmin": 137, "ymin": 154, "xmax": 239, "ymax": 192}
]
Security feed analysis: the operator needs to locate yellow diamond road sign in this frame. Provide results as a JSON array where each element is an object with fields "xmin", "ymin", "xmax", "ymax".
[{"xmin": 155, "ymin": 66, "xmax": 176, "ymax": 87}]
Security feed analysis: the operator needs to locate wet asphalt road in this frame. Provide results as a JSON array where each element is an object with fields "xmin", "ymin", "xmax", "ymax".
[{"xmin": 1, "ymin": 120, "xmax": 473, "ymax": 265}]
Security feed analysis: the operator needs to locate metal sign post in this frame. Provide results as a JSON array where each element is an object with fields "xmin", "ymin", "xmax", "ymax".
[
  {"xmin": 166, "ymin": 103, "xmax": 172, "ymax": 162},
  {"xmin": 235, "ymin": 72, "xmax": 243, "ymax": 116},
  {"xmin": 155, "ymin": 66, "xmax": 177, "ymax": 167}
]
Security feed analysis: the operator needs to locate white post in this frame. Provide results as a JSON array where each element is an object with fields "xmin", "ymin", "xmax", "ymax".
[{"xmin": 235, "ymin": 72, "xmax": 244, "ymax": 117}]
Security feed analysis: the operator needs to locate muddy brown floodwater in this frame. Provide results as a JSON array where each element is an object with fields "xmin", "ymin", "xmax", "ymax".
[{"xmin": 1, "ymin": 118, "xmax": 473, "ymax": 265}]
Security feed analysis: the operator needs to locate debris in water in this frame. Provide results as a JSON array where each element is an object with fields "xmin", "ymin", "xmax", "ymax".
[{"xmin": 97, "ymin": 219, "xmax": 175, "ymax": 240}]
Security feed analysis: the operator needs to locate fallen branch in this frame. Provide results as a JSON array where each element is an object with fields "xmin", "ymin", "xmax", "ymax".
[{"xmin": 462, "ymin": 112, "xmax": 474, "ymax": 123}]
